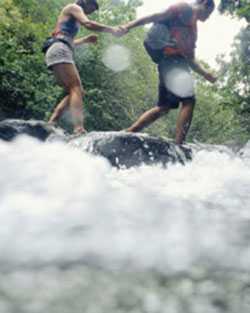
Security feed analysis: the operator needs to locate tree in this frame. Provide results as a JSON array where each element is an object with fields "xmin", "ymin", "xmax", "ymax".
[
  {"xmin": 219, "ymin": 0, "xmax": 250, "ymax": 22},
  {"xmin": 217, "ymin": 0, "xmax": 250, "ymax": 138},
  {"xmin": 0, "ymin": 0, "xmax": 64, "ymax": 120}
]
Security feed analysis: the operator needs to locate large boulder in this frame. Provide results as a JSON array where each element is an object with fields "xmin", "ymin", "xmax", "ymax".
[
  {"xmin": 68, "ymin": 131, "xmax": 192, "ymax": 168},
  {"xmin": 0, "ymin": 119, "xmax": 192, "ymax": 168},
  {"xmin": 0, "ymin": 119, "xmax": 63, "ymax": 141}
]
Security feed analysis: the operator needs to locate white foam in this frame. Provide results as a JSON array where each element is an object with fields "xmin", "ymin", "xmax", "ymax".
[{"xmin": 0, "ymin": 136, "xmax": 250, "ymax": 273}]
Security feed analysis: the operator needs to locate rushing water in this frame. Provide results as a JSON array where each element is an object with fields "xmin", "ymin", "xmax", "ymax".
[{"xmin": 0, "ymin": 136, "xmax": 250, "ymax": 313}]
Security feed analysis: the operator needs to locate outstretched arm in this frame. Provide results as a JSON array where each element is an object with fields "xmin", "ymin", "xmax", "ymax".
[
  {"xmin": 67, "ymin": 4, "xmax": 126, "ymax": 36},
  {"xmin": 188, "ymin": 58, "xmax": 217, "ymax": 83},
  {"xmin": 124, "ymin": 8, "xmax": 173, "ymax": 31}
]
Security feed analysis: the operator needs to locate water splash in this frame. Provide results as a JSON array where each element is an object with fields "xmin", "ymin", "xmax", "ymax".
[
  {"xmin": 0, "ymin": 136, "xmax": 250, "ymax": 270},
  {"xmin": 1, "ymin": 136, "xmax": 250, "ymax": 312}
]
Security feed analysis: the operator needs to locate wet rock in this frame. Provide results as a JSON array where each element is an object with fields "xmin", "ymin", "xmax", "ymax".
[
  {"xmin": 0, "ymin": 119, "xmax": 192, "ymax": 168},
  {"xmin": 0, "ymin": 119, "xmax": 64, "ymax": 141},
  {"xmin": 238, "ymin": 140, "xmax": 250, "ymax": 161},
  {"xmin": 68, "ymin": 131, "xmax": 192, "ymax": 168}
]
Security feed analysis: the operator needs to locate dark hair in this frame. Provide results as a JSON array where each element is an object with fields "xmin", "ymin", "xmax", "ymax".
[
  {"xmin": 197, "ymin": 0, "xmax": 215, "ymax": 10},
  {"xmin": 76, "ymin": 0, "xmax": 99, "ymax": 10},
  {"xmin": 205, "ymin": 0, "xmax": 215, "ymax": 10}
]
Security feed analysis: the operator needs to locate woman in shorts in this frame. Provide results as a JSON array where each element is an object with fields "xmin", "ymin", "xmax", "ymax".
[{"xmin": 45, "ymin": 0, "xmax": 125, "ymax": 134}]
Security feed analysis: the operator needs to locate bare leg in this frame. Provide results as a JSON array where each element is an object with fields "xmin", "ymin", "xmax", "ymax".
[
  {"xmin": 175, "ymin": 100, "xmax": 195, "ymax": 145},
  {"xmin": 68, "ymin": 86, "xmax": 85, "ymax": 133},
  {"xmin": 48, "ymin": 95, "xmax": 69, "ymax": 124},
  {"xmin": 50, "ymin": 63, "xmax": 86, "ymax": 133},
  {"xmin": 127, "ymin": 106, "xmax": 169, "ymax": 132}
]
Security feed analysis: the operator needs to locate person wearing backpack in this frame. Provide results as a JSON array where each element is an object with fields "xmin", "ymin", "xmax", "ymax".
[
  {"xmin": 123, "ymin": 0, "xmax": 216, "ymax": 144},
  {"xmin": 44, "ymin": 0, "xmax": 126, "ymax": 135}
]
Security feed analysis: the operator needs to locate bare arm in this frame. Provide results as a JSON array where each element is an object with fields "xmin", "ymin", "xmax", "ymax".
[
  {"xmin": 66, "ymin": 4, "xmax": 120, "ymax": 34},
  {"xmin": 74, "ymin": 34, "xmax": 98, "ymax": 46},
  {"xmin": 188, "ymin": 58, "xmax": 217, "ymax": 83},
  {"xmin": 124, "ymin": 8, "xmax": 173, "ymax": 30}
]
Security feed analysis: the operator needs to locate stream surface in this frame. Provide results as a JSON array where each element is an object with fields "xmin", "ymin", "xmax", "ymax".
[{"xmin": 0, "ymin": 136, "xmax": 250, "ymax": 313}]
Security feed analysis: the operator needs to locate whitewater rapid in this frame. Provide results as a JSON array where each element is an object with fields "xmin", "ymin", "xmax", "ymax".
[
  {"xmin": 1, "ymin": 136, "xmax": 250, "ymax": 313},
  {"xmin": 0, "ymin": 135, "xmax": 250, "ymax": 273}
]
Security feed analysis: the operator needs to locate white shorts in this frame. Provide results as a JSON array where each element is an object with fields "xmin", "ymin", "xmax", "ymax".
[{"xmin": 45, "ymin": 42, "xmax": 74, "ymax": 69}]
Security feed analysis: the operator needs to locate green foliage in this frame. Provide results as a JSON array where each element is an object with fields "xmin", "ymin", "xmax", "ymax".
[
  {"xmin": 215, "ymin": 27, "xmax": 250, "ymax": 136},
  {"xmin": 0, "ymin": 0, "xmax": 62, "ymax": 120},
  {"xmin": 216, "ymin": 0, "xmax": 250, "ymax": 143},
  {"xmin": 219, "ymin": 0, "xmax": 250, "ymax": 21},
  {"xmin": 190, "ymin": 81, "xmax": 245, "ymax": 143}
]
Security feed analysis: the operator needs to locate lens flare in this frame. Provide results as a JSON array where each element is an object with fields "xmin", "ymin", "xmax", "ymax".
[
  {"xmin": 102, "ymin": 44, "xmax": 131, "ymax": 72},
  {"xmin": 163, "ymin": 68, "xmax": 195, "ymax": 97}
]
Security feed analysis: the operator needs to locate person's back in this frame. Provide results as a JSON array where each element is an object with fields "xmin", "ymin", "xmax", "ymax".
[
  {"xmin": 144, "ymin": 2, "xmax": 198, "ymax": 62},
  {"xmin": 162, "ymin": 2, "xmax": 197, "ymax": 59}
]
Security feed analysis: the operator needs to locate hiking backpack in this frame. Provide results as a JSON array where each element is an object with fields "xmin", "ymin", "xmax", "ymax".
[{"xmin": 143, "ymin": 4, "xmax": 193, "ymax": 63}]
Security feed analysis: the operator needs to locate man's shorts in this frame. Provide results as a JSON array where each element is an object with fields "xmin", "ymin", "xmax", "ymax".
[{"xmin": 156, "ymin": 56, "xmax": 196, "ymax": 109}]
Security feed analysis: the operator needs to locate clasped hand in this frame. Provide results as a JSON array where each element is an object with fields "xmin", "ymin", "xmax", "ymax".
[{"xmin": 110, "ymin": 26, "xmax": 129, "ymax": 37}]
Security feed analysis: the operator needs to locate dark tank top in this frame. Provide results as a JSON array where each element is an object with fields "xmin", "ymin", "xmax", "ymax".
[{"xmin": 52, "ymin": 16, "xmax": 80, "ymax": 39}]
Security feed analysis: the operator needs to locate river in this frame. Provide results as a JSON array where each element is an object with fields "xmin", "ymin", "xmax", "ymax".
[{"xmin": 0, "ymin": 136, "xmax": 250, "ymax": 312}]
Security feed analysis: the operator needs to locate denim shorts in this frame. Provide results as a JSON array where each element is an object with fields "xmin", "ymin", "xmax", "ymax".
[{"xmin": 157, "ymin": 56, "xmax": 196, "ymax": 109}]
